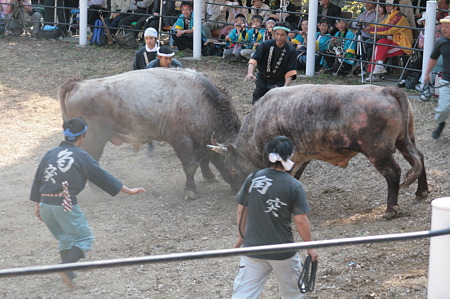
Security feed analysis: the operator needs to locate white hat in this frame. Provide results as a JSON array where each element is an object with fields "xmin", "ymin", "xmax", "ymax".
[
  {"xmin": 144, "ymin": 27, "xmax": 158, "ymax": 38},
  {"xmin": 417, "ymin": 12, "xmax": 426, "ymax": 25}
]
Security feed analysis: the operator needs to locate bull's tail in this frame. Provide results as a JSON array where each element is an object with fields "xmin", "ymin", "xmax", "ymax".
[
  {"xmin": 59, "ymin": 78, "xmax": 82, "ymax": 121},
  {"xmin": 388, "ymin": 87, "xmax": 423, "ymax": 187}
]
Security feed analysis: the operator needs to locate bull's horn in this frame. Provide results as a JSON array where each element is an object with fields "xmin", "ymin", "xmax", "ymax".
[
  {"xmin": 210, "ymin": 131, "xmax": 225, "ymax": 147},
  {"xmin": 207, "ymin": 144, "xmax": 228, "ymax": 154}
]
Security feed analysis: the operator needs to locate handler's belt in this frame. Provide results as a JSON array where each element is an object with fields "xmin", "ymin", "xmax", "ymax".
[
  {"xmin": 41, "ymin": 192, "xmax": 74, "ymax": 197},
  {"xmin": 298, "ymin": 255, "xmax": 318, "ymax": 293}
]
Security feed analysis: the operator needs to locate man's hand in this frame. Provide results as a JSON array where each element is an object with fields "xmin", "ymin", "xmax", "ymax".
[
  {"xmin": 307, "ymin": 248, "xmax": 318, "ymax": 262},
  {"xmin": 245, "ymin": 73, "xmax": 256, "ymax": 81},
  {"xmin": 121, "ymin": 185, "xmax": 147, "ymax": 195},
  {"xmin": 35, "ymin": 202, "xmax": 42, "ymax": 221},
  {"xmin": 110, "ymin": 12, "xmax": 120, "ymax": 19}
]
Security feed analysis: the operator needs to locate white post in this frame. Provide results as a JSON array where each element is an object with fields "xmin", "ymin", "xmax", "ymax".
[
  {"xmin": 428, "ymin": 197, "xmax": 450, "ymax": 299},
  {"xmin": 79, "ymin": 0, "xmax": 88, "ymax": 46},
  {"xmin": 421, "ymin": 0, "xmax": 437, "ymax": 81},
  {"xmin": 305, "ymin": 0, "xmax": 318, "ymax": 76},
  {"xmin": 193, "ymin": 0, "xmax": 202, "ymax": 59}
]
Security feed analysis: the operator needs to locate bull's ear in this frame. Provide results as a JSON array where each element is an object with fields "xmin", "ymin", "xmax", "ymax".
[{"xmin": 226, "ymin": 144, "xmax": 238, "ymax": 157}]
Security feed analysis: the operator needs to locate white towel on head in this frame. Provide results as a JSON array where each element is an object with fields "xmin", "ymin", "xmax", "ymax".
[{"xmin": 268, "ymin": 152, "xmax": 294, "ymax": 171}]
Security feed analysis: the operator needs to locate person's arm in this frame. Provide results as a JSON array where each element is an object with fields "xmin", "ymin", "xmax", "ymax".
[
  {"xmin": 234, "ymin": 204, "xmax": 247, "ymax": 248},
  {"xmin": 245, "ymin": 61, "xmax": 257, "ymax": 81},
  {"xmin": 293, "ymin": 214, "xmax": 318, "ymax": 261},
  {"xmin": 120, "ymin": 185, "xmax": 147, "ymax": 195},
  {"xmin": 35, "ymin": 202, "xmax": 42, "ymax": 221},
  {"xmin": 284, "ymin": 76, "xmax": 293, "ymax": 86},
  {"xmin": 424, "ymin": 58, "xmax": 438, "ymax": 83}
]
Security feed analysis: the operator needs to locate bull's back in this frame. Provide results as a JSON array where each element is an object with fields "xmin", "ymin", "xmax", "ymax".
[{"xmin": 247, "ymin": 85, "xmax": 408, "ymax": 161}]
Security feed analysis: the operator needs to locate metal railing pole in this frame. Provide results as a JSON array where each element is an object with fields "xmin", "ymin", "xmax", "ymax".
[
  {"xmin": 193, "ymin": 0, "xmax": 202, "ymax": 59},
  {"xmin": 79, "ymin": 0, "xmax": 88, "ymax": 46},
  {"xmin": 305, "ymin": 0, "xmax": 318, "ymax": 76},
  {"xmin": 428, "ymin": 197, "xmax": 450, "ymax": 299},
  {"xmin": 421, "ymin": 0, "xmax": 437, "ymax": 82}
]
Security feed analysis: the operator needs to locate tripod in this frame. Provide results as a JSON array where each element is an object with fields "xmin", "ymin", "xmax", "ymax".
[
  {"xmin": 345, "ymin": 25, "xmax": 366, "ymax": 83},
  {"xmin": 2, "ymin": 0, "xmax": 30, "ymax": 37}
]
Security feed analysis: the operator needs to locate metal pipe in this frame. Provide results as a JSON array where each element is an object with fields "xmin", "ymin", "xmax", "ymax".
[
  {"xmin": 193, "ymin": 0, "xmax": 202, "ymax": 59},
  {"xmin": 421, "ymin": 0, "xmax": 437, "ymax": 81},
  {"xmin": 305, "ymin": 0, "xmax": 318, "ymax": 76},
  {"xmin": 1, "ymin": 227, "xmax": 450, "ymax": 278},
  {"xmin": 79, "ymin": 0, "xmax": 88, "ymax": 46},
  {"xmin": 428, "ymin": 198, "xmax": 450, "ymax": 299}
]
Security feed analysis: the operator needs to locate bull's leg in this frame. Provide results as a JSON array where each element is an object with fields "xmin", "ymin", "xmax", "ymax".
[
  {"xmin": 170, "ymin": 137, "xmax": 199, "ymax": 200},
  {"xmin": 370, "ymin": 155, "xmax": 402, "ymax": 219},
  {"xmin": 81, "ymin": 130, "xmax": 109, "ymax": 161},
  {"xmin": 396, "ymin": 143, "xmax": 429, "ymax": 200},
  {"xmin": 199, "ymin": 158, "xmax": 217, "ymax": 183},
  {"xmin": 292, "ymin": 161, "xmax": 311, "ymax": 179}
]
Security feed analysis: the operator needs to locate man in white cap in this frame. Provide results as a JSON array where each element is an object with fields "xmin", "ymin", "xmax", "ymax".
[
  {"xmin": 245, "ymin": 21, "xmax": 298, "ymax": 104},
  {"xmin": 133, "ymin": 27, "xmax": 160, "ymax": 70},
  {"xmin": 424, "ymin": 15, "xmax": 450, "ymax": 139},
  {"xmin": 232, "ymin": 136, "xmax": 318, "ymax": 299},
  {"xmin": 145, "ymin": 46, "xmax": 183, "ymax": 68}
]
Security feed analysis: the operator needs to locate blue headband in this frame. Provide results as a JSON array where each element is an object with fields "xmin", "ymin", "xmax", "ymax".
[
  {"xmin": 273, "ymin": 26, "xmax": 291, "ymax": 33},
  {"xmin": 63, "ymin": 125, "xmax": 88, "ymax": 140}
]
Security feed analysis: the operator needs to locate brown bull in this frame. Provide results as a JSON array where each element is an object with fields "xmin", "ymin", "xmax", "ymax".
[
  {"xmin": 60, "ymin": 68, "xmax": 241, "ymax": 199},
  {"xmin": 209, "ymin": 84, "xmax": 428, "ymax": 219}
]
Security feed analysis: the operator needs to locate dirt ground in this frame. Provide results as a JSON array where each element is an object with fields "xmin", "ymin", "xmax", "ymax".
[{"xmin": 0, "ymin": 37, "xmax": 449, "ymax": 299}]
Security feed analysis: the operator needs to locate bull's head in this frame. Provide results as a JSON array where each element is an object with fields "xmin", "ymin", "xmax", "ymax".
[{"xmin": 207, "ymin": 132, "xmax": 258, "ymax": 191}]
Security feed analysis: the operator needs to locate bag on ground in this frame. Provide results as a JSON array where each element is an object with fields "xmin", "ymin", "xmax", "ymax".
[{"xmin": 90, "ymin": 19, "xmax": 107, "ymax": 46}]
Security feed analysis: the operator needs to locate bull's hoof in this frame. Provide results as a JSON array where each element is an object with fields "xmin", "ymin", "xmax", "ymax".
[
  {"xmin": 184, "ymin": 190, "xmax": 197, "ymax": 200},
  {"xmin": 415, "ymin": 190, "xmax": 429, "ymax": 201},
  {"xmin": 384, "ymin": 205, "xmax": 399, "ymax": 220}
]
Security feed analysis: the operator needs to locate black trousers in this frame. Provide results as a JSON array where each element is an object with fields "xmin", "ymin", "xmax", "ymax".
[
  {"xmin": 252, "ymin": 75, "xmax": 284, "ymax": 104},
  {"xmin": 172, "ymin": 34, "xmax": 193, "ymax": 51}
]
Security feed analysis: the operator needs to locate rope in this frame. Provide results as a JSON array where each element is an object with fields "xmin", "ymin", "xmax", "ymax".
[{"xmin": 298, "ymin": 255, "xmax": 318, "ymax": 293}]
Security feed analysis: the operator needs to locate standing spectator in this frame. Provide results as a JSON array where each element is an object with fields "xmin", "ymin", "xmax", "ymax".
[
  {"xmin": 145, "ymin": 45, "xmax": 184, "ymax": 68},
  {"xmin": 318, "ymin": 0, "xmax": 342, "ymax": 33},
  {"xmin": 241, "ymin": 15, "xmax": 265, "ymax": 59},
  {"xmin": 251, "ymin": 0, "xmax": 271, "ymax": 22},
  {"xmin": 202, "ymin": 0, "xmax": 226, "ymax": 39},
  {"xmin": 105, "ymin": 0, "xmax": 131, "ymax": 34},
  {"xmin": 232, "ymin": 136, "xmax": 318, "ymax": 299},
  {"xmin": 30, "ymin": 117, "xmax": 146, "ymax": 289},
  {"xmin": 423, "ymin": 16, "xmax": 450, "ymax": 139},
  {"xmin": 133, "ymin": 27, "xmax": 159, "ymax": 70},
  {"xmin": 245, "ymin": 21, "xmax": 298, "ymax": 104},
  {"xmin": 364, "ymin": 0, "xmax": 412, "ymax": 82}
]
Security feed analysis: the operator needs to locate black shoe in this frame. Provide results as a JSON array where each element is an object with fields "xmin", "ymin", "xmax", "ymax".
[{"xmin": 432, "ymin": 122, "xmax": 446, "ymax": 139}]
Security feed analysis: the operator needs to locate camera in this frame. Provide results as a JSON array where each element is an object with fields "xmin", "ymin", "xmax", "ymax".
[{"xmin": 356, "ymin": 22, "xmax": 366, "ymax": 29}]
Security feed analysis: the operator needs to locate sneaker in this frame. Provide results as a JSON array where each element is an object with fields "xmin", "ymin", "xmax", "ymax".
[
  {"xmin": 432, "ymin": 122, "xmax": 446, "ymax": 139},
  {"xmin": 373, "ymin": 65, "xmax": 387, "ymax": 75},
  {"xmin": 397, "ymin": 79, "xmax": 406, "ymax": 88},
  {"xmin": 365, "ymin": 74, "xmax": 381, "ymax": 82},
  {"xmin": 415, "ymin": 83, "xmax": 424, "ymax": 92}
]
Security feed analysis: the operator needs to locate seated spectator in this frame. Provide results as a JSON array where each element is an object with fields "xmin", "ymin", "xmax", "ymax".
[
  {"xmin": 318, "ymin": 0, "xmax": 341, "ymax": 34},
  {"xmin": 220, "ymin": 0, "xmax": 246, "ymax": 38},
  {"xmin": 145, "ymin": 46, "xmax": 184, "ymax": 68},
  {"xmin": 291, "ymin": 18, "xmax": 308, "ymax": 49},
  {"xmin": 223, "ymin": 13, "xmax": 248, "ymax": 59},
  {"xmin": 105, "ymin": 0, "xmax": 131, "ymax": 34},
  {"xmin": 241, "ymin": 15, "xmax": 265, "ymax": 59},
  {"xmin": 118, "ymin": 0, "xmax": 153, "ymax": 30},
  {"xmin": 133, "ymin": 27, "xmax": 159, "ymax": 70},
  {"xmin": 202, "ymin": 0, "xmax": 226, "ymax": 39},
  {"xmin": 172, "ymin": 1, "xmax": 203, "ymax": 52},
  {"xmin": 349, "ymin": 0, "xmax": 376, "ymax": 59},
  {"xmin": 297, "ymin": 19, "xmax": 332, "ymax": 71},
  {"xmin": 267, "ymin": 0, "xmax": 299, "ymax": 30},
  {"xmin": 87, "ymin": 0, "xmax": 107, "ymax": 28},
  {"xmin": 364, "ymin": 0, "xmax": 412, "ymax": 82},
  {"xmin": 251, "ymin": 0, "xmax": 271, "ymax": 22},
  {"xmin": 365, "ymin": 3, "xmax": 388, "ymax": 61},
  {"xmin": 264, "ymin": 17, "xmax": 276, "ymax": 40},
  {"xmin": 324, "ymin": 19, "xmax": 356, "ymax": 75},
  {"xmin": 144, "ymin": 0, "xmax": 177, "ymax": 32},
  {"xmin": 1, "ymin": 0, "xmax": 42, "ymax": 36}
]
